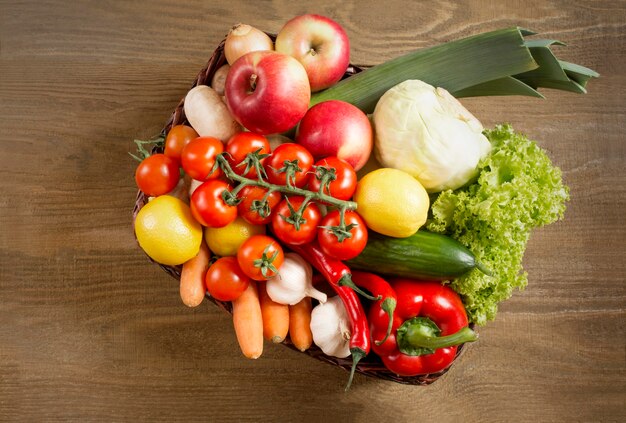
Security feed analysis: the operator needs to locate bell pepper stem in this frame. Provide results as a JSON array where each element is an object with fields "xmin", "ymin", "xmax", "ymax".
[
  {"xmin": 375, "ymin": 297, "xmax": 396, "ymax": 346},
  {"xmin": 345, "ymin": 348, "xmax": 365, "ymax": 391},
  {"xmin": 405, "ymin": 322, "xmax": 478, "ymax": 350},
  {"xmin": 397, "ymin": 317, "xmax": 478, "ymax": 355},
  {"xmin": 337, "ymin": 274, "xmax": 381, "ymax": 301}
]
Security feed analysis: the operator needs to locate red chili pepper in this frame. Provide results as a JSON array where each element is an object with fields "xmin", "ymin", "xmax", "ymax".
[
  {"xmin": 290, "ymin": 243, "xmax": 374, "ymax": 390},
  {"xmin": 369, "ymin": 278, "xmax": 478, "ymax": 376},
  {"xmin": 350, "ymin": 271, "xmax": 397, "ymax": 346}
]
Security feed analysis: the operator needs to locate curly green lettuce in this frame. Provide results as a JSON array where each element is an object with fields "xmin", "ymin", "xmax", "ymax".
[{"xmin": 427, "ymin": 124, "xmax": 569, "ymax": 325}]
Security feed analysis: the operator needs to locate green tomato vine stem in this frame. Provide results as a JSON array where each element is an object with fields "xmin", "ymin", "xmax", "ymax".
[{"xmin": 216, "ymin": 154, "xmax": 357, "ymax": 212}]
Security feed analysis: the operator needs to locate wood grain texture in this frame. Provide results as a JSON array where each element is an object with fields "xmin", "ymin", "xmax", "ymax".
[{"xmin": 1, "ymin": 0, "xmax": 624, "ymax": 421}]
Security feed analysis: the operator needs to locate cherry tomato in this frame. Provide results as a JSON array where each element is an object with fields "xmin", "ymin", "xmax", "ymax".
[
  {"xmin": 135, "ymin": 153, "xmax": 180, "ymax": 196},
  {"xmin": 237, "ymin": 185, "xmax": 282, "ymax": 225},
  {"xmin": 266, "ymin": 143, "xmax": 313, "ymax": 187},
  {"xmin": 318, "ymin": 210, "xmax": 368, "ymax": 260},
  {"xmin": 237, "ymin": 235, "xmax": 284, "ymax": 281},
  {"xmin": 190, "ymin": 180, "xmax": 237, "ymax": 227},
  {"xmin": 225, "ymin": 132, "xmax": 271, "ymax": 178},
  {"xmin": 164, "ymin": 125, "xmax": 198, "ymax": 161},
  {"xmin": 205, "ymin": 257, "xmax": 250, "ymax": 301},
  {"xmin": 271, "ymin": 196, "xmax": 321, "ymax": 246},
  {"xmin": 181, "ymin": 136, "xmax": 223, "ymax": 181},
  {"xmin": 308, "ymin": 157, "xmax": 357, "ymax": 200}
]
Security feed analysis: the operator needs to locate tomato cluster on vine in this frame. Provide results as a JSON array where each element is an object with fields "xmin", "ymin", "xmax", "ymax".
[
  {"xmin": 194, "ymin": 132, "xmax": 367, "ymax": 261},
  {"xmin": 134, "ymin": 128, "xmax": 369, "ymax": 289}
]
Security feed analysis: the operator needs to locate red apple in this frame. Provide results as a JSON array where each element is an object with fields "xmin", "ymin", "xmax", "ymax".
[
  {"xmin": 296, "ymin": 100, "xmax": 372, "ymax": 171},
  {"xmin": 225, "ymin": 51, "xmax": 310, "ymax": 135},
  {"xmin": 275, "ymin": 14, "xmax": 350, "ymax": 92}
]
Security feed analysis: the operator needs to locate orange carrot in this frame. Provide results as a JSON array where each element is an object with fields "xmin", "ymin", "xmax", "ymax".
[
  {"xmin": 232, "ymin": 282, "xmax": 264, "ymax": 359},
  {"xmin": 179, "ymin": 241, "xmax": 210, "ymax": 307},
  {"xmin": 259, "ymin": 284, "xmax": 289, "ymax": 343},
  {"xmin": 289, "ymin": 297, "xmax": 313, "ymax": 352}
]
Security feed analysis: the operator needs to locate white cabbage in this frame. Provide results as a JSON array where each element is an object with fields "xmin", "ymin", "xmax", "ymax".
[{"xmin": 373, "ymin": 80, "xmax": 491, "ymax": 192}]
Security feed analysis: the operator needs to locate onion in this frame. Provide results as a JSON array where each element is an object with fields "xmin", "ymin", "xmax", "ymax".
[
  {"xmin": 224, "ymin": 23, "xmax": 273, "ymax": 65},
  {"xmin": 211, "ymin": 64, "xmax": 230, "ymax": 96}
]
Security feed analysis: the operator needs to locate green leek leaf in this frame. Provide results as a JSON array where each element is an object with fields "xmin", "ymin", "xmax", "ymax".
[
  {"xmin": 517, "ymin": 45, "xmax": 571, "ymax": 82},
  {"xmin": 560, "ymin": 60, "xmax": 600, "ymax": 87},
  {"xmin": 308, "ymin": 27, "xmax": 598, "ymax": 111},
  {"xmin": 519, "ymin": 28, "xmax": 537, "ymax": 36},
  {"xmin": 310, "ymin": 27, "xmax": 537, "ymax": 113},
  {"xmin": 516, "ymin": 76, "xmax": 587, "ymax": 94},
  {"xmin": 524, "ymin": 39, "xmax": 566, "ymax": 48},
  {"xmin": 454, "ymin": 76, "xmax": 544, "ymax": 98}
]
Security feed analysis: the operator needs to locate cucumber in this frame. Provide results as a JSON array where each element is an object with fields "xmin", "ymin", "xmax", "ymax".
[{"xmin": 347, "ymin": 230, "xmax": 487, "ymax": 280}]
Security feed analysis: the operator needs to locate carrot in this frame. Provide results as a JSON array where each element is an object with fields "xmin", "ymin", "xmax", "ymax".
[
  {"xmin": 289, "ymin": 297, "xmax": 313, "ymax": 352},
  {"xmin": 259, "ymin": 284, "xmax": 289, "ymax": 343},
  {"xmin": 232, "ymin": 282, "xmax": 264, "ymax": 359},
  {"xmin": 179, "ymin": 241, "xmax": 210, "ymax": 307}
]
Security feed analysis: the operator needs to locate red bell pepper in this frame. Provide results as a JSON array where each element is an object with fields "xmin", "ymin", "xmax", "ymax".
[{"xmin": 366, "ymin": 277, "xmax": 478, "ymax": 376}]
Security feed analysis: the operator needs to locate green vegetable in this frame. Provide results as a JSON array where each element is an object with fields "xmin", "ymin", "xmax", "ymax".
[
  {"xmin": 427, "ymin": 124, "xmax": 569, "ymax": 325},
  {"xmin": 310, "ymin": 28, "xmax": 598, "ymax": 113},
  {"xmin": 310, "ymin": 27, "xmax": 535, "ymax": 113},
  {"xmin": 347, "ymin": 230, "xmax": 488, "ymax": 280},
  {"xmin": 372, "ymin": 79, "xmax": 492, "ymax": 192}
]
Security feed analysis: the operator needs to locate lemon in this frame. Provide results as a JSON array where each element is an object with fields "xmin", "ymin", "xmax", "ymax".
[
  {"xmin": 204, "ymin": 216, "xmax": 266, "ymax": 256},
  {"xmin": 354, "ymin": 168, "xmax": 429, "ymax": 238},
  {"xmin": 134, "ymin": 195, "xmax": 203, "ymax": 265}
]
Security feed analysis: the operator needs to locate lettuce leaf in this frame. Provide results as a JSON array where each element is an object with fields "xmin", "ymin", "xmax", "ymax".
[{"xmin": 427, "ymin": 124, "xmax": 569, "ymax": 324}]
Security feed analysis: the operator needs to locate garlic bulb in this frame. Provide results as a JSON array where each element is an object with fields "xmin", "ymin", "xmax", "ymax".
[
  {"xmin": 266, "ymin": 253, "xmax": 327, "ymax": 305},
  {"xmin": 373, "ymin": 79, "xmax": 492, "ymax": 192},
  {"xmin": 310, "ymin": 296, "xmax": 351, "ymax": 358}
]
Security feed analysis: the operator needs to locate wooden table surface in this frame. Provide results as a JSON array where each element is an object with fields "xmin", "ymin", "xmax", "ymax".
[{"xmin": 1, "ymin": 0, "xmax": 625, "ymax": 421}]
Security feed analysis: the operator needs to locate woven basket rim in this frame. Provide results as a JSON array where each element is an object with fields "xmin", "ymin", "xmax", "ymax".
[{"xmin": 132, "ymin": 33, "xmax": 472, "ymax": 386}]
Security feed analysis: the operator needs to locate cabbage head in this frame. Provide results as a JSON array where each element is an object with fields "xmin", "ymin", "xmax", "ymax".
[{"xmin": 373, "ymin": 80, "xmax": 491, "ymax": 192}]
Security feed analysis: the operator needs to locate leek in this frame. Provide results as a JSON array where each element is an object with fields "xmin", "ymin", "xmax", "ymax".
[{"xmin": 310, "ymin": 27, "xmax": 598, "ymax": 112}]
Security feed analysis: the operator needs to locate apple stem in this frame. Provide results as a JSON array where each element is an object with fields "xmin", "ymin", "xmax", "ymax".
[
  {"xmin": 216, "ymin": 154, "xmax": 357, "ymax": 214},
  {"xmin": 249, "ymin": 73, "xmax": 258, "ymax": 92}
]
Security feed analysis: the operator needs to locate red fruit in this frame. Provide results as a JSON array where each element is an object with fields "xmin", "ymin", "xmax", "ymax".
[{"xmin": 296, "ymin": 100, "xmax": 372, "ymax": 171}]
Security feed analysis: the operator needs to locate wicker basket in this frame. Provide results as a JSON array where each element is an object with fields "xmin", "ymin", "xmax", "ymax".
[{"xmin": 132, "ymin": 35, "xmax": 469, "ymax": 385}]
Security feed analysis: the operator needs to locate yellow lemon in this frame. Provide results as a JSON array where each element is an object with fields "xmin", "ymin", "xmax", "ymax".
[
  {"xmin": 354, "ymin": 168, "xmax": 429, "ymax": 238},
  {"xmin": 204, "ymin": 216, "xmax": 266, "ymax": 256},
  {"xmin": 134, "ymin": 195, "xmax": 203, "ymax": 265}
]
